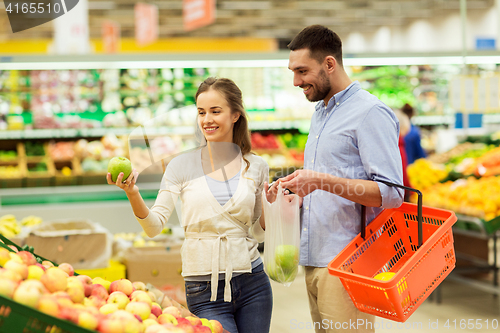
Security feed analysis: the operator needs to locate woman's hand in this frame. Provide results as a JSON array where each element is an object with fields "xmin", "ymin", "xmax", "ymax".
[
  {"xmin": 106, "ymin": 169, "xmax": 139, "ymax": 195},
  {"xmin": 264, "ymin": 181, "xmax": 279, "ymax": 203}
]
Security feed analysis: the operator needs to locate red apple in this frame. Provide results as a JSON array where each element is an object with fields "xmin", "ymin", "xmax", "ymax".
[
  {"xmin": 16, "ymin": 251, "xmax": 37, "ymax": 266},
  {"xmin": 150, "ymin": 302, "xmax": 162, "ymax": 317},
  {"xmin": 58, "ymin": 263, "xmax": 74, "ymax": 276},
  {"xmin": 107, "ymin": 291, "xmax": 130, "ymax": 309},
  {"xmin": 177, "ymin": 318, "xmax": 195, "ymax": 333},
  {"xmin": 0, "ymin": 269, "xmax": 22, "ymax": 283},
  {"xmin": 66, "ymin": 283, "xmax": 85, "ymax": 304},
  {"xmin": 185, "ymin": 316, "xmax": 202, "ymax": 326},
  {"xmin": 193, "ymin": 325, "xmax": 212, "ymax": 333},
  {"xmin": 75, "ymin": 274, "xmax": 93, "ymax": 297},
  {"xmin": 109, "ymin": 278, "xmax": 135, "ymax": 296},
  {"xmin": 40, "ymin": 267, "xmax": 68, "ymax": 293},
  {"xmin": 91, "ymin": 283, "xmax": 109, "ymax": 300},
  {"xmin": 41, "ymin": 260, "xmax": 54, "ymax": 269},
  {"xmin": 161, "ymin": 305, "xmax": 181, "ymax": 318},
  {"xmin": 84, "ymin": 295, "xmax": 106, "ymax": 309},
  {"xmin": 142, "ymin": 319, "xmax": 160, "ymax": 330}
]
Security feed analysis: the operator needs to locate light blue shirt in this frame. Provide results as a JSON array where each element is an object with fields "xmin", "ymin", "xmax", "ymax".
[{"xmin": 300, "ymin": 81, "xmax": 404, "ymax": 267}]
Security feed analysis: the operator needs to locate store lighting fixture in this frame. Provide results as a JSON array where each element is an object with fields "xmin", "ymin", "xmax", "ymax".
[{"xmin": 1, "ymin": 54, "xmax": 500, "ymax": 70}]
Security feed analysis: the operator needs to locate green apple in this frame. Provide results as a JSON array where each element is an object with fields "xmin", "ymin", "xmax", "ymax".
[
  {"xmin": 107, "ymin": 157, "xmax": 132, "ymax": 182},
  {"xmin": 275, "ymin": 244, "xmax": 299, "ymax": 274}
]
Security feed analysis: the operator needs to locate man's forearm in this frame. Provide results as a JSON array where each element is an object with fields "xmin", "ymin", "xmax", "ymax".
[{"xmin": 318, "ymin": 173, "xmax": 382, "ymax": 207}]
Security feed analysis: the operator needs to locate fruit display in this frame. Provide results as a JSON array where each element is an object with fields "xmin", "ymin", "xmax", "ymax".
[
  {"xmin": 421, "ymin": 176, "xmax": 500, "ymax": 221},
  {"xmin": 0, "ymin": 243, "xmax": 226, "ymax": 333},
  {"xmin": 0, "ymin": 149, "xmax": 17, "ymax": 161},
  {"xmin": 407, "ymin": 158, "xmax": 448, "ymax": 190},
  {"xmin": 0, "ymin": 164, "xmax": 23, "ymax": 178},
  {"xmin": 251, "ymin": 132, "xmax": 280, "ymax": 150}
]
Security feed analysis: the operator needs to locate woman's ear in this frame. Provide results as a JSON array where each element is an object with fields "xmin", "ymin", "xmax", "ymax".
[{"xmin": 232, "ymin": 112, "xmax": 241, "ymax": 123}]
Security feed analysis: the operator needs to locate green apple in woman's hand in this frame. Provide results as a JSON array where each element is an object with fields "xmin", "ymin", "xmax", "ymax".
[{"xmin": 107, "ymin": 157, "xmax": 132, "ymax": 182}]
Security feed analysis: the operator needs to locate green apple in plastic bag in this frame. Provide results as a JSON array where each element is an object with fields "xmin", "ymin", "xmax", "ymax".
[{"xmin": 275, "ymin": 244, "xmax": 299, "ymax": 272}]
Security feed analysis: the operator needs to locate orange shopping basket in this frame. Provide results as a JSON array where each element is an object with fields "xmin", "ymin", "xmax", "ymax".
[{"xmin": 328, "ymin": 180, "xmax": 457, "ymax": 323}]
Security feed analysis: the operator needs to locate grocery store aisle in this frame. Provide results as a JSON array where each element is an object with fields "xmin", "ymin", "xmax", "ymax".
[{"xmin": 270, "ymin": 268, "xmax": 500, "ymax": 333}]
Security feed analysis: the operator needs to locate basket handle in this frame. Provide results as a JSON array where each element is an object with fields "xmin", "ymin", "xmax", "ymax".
[{"xmin": 361, "ymin": 180, "xmax": 423, "ymax": 248}]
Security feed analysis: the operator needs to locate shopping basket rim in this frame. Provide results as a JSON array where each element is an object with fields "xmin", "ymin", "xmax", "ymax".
[{"xmin": 327, "ymin": 202, "xmax": 457, "ymax": 285}]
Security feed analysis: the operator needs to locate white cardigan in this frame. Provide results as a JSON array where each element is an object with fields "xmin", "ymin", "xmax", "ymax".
[{"xmin": 136, "ymin": 149, "xmax": 269, "ymax": 302}]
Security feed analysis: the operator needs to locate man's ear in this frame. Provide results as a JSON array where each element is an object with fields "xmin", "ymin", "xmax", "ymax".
[
  {"xmin": 325, "ymin": 56, "xmax": 336, "ymax": 74},
  {"xmin": 233, "ymin": 112, "xmax": 241, "ymax": 123}
]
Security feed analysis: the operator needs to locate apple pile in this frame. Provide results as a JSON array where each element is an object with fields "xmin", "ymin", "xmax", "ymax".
[{"xmin": 0, "ymin": 247, "xmax": 224, "ymax": 333}]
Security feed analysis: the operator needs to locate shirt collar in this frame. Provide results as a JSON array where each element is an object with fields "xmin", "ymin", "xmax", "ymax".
[{"xmin": 316, "ymin": 81, "xmax": 361, "ymax": 112}]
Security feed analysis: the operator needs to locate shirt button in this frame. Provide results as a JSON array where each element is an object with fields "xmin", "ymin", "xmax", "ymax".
[
  {"xmin": 303, "ymin": 228, "xmax": 307, "ymax": 231},
  {"xmin": 311, "ymin": 159, "xmax": 314, "ymax": 163},
  {"xmin": 315, "ymin": 135, "xmax": 319, "ymax": 139},
  {"xmin": 336, "ymin": 102, "xmax": 339, "ymax": 106},
  {"xmin": 305, "ymin": 206, "xmax": 309, "ymax": 210}
]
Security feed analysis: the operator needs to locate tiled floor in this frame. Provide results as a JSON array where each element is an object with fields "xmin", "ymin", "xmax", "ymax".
[{"xmin": 269, "ymin": 268, "xmax": 500, "ymax": 332}]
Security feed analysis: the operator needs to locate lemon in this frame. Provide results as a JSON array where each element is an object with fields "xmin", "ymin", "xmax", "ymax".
[{"xmin": 374, "ymin": 272, "xmax": 396, "ymax": 281}]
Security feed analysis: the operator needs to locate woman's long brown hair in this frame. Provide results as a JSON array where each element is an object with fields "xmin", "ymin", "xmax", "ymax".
[{"xmin": 195, "ymin": 77, "xmax": 253, "ymax": 174}]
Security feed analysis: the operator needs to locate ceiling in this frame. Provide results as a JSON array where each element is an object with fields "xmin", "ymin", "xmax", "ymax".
[{"xmin": 0, "ymin": 0, "xmax": 495, "ymax": 42}]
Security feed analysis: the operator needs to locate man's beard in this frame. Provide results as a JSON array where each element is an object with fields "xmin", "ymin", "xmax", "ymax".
[{"xmin": 306, "ymin": 69, "xmax": 331, "ymax": 102}]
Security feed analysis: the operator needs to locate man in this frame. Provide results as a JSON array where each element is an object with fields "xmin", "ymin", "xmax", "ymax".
[{"xmin": 278, "ymin": 25, "xmax": 404, "ymax": 333}]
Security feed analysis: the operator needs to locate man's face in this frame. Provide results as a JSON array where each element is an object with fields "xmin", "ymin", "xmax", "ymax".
[{"xmin": 288, "ymin": 49, "xmax": 332, "ymax": 103}]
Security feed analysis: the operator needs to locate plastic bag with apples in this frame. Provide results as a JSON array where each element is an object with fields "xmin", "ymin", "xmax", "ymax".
[{"xmin": 262, "ymin": 183, "xmax": 301, "ymax": 286}]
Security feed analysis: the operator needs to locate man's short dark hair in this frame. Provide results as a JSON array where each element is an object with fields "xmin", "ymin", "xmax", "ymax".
[{"xmin": 288, "ymin": 25, "xmax": 343, "ymax": 66}]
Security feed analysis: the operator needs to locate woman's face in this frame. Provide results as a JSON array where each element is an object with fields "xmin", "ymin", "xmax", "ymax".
[{"xmin": 197, "ymin": 88, "xmax": 240, "ymax": 143}]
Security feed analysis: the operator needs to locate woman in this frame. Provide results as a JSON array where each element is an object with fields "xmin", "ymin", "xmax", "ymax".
[{"xmin": 108, "ymin": 77, "xmax": 274, "ymax": 333}]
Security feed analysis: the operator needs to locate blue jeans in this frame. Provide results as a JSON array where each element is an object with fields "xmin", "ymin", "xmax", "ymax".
[{"xmin": 185, "ymin": 263, "xmax": 272, "ymax": 333}]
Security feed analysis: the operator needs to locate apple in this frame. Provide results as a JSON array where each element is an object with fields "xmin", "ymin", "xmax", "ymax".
[
  {"xmin": 99, "ymin": 303, "xmax": 119, "ymax": 315},
  {"xmin": 98, "ymin": 317, "xmax": 125, "ymax": 333},
  {"xmin": 0, "ymin": 247, "xmax": 11, "ymax": 266},
  {"xmin": 37, "ymin": 295, "xmax": 60, "ymax": 317},
  {"xmin": 8, "ymin": 253, "xmax": 22, "ymax": 263},
  {"xmin": 158, "ymin": 313, "xmax": 178, "ymax": 325},
  {"xmin": 76, "ymin": 274, "xmax": 93, "ymax": 297},
  {"xmin": 92, "ymin": 277, "xmax": 111, "ymax": 292},
  {"xmin": 91, "ymin": 283, "xmax": 109, "ymax": 300},
  {"xmin": 108, "ymin": 156, "xmax": 132, "ymax": 182},
  {"xmin": 66, "ymin": 282, "xmax": 85, "ymax": 304},
  {"xmin": 161, "ymin": 305, "xmax": 181, "ymax": 318},
  {"xmin": 107, "ymin": 291, "xmax": 130, "ymax": 309},
  {"xmin": 176, "ymin": 318, "xmax": 195, "ymax": 333},
  {"xmin": 110, "ymin": 310, "xmax": 143, "ymax": 332},
  {"xmin": 13, "ymin": 283, "xmax": 42, "ymax": 308},
  {"xmin": 200, "ymin": 318, "xmax": 213, "ymax": 331},
  {"xmin": 0, "ymin": 269, "xmax": 22, "ymax": 283},
  {"xmin": 58, "ymin": 263, "xmax": 74, "ymax": 276},
  {"xmin": 77, "ymin": 311, "xmax": 100, "ymax": 330},
  {"xmin": 132, "ymin": 281, "xmax": 147, "ymax": 291},
  {"xmin": 151, "ymin": 302, "xmax": 162, "ymax": 317},
  {"xmin": 147, "ymin": 290, "xmax": 157, "ymax": 303},
  {"xmin": 144, "ymin": 324, "xmax": 170, "ymax": 333},
  {"xmin": 185, "ymin": 316, "xmax": 202, "ymax": 326},
  {"xmin": 27, "ymin": 264, "xmax": 45, "ymax": 280},
  {"xmin": 109, "ymin": 278, "xmax": 135, "ymax": 296},
  {"xmin": 4, "ymin": 260, "xmax": 28, "ymax": 279},
  {"xmin": 35, "ymin": 263, "xmax": 46, "ymax": 271},
  {"xmin": 0, "ymin": 278, "xmax": 17, "ymax": 298},
  {"xmin": 16, "ymin": 251, "xmax": 37, "ymax": 266},
  {"xmin": 40, "ymin": 267, "xmax": 68, "ymax": 293},
  {"xmin": 84, "ymin": 295, "xmax": 106, "ymax": 308},
  {"xmin": 142, "ymin": 318, "xmax": 160, "ymax": 329},
  {"xmin": 193, "ymin": 325, "xmax": 212, "ymax": 333},
  {"xmin": 130, "ymin": 290, "xmax": 153, "ymax": 306},
  {"xmin": 275, "ymin": 244, "xmax": 299, "ymax": 273},
  {"xmin": 41, "ymin": 260, "xmax": 54, "ymax": 269},
  {"xmin": 209, "ymin": 319, "xmax": 224, "ymax": 333},
  {"xmin": 20, "ymin": 279, "xmax": 46, "ymax": 293},
  {"xmin": 126, "ymin": 301, "xmax": 151, "ymax": 321}
]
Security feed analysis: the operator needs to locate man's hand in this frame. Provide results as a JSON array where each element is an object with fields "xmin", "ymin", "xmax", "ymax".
[{"xmin": 279, "ymin": 169, "xmax": 322, "ymax": 197}]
